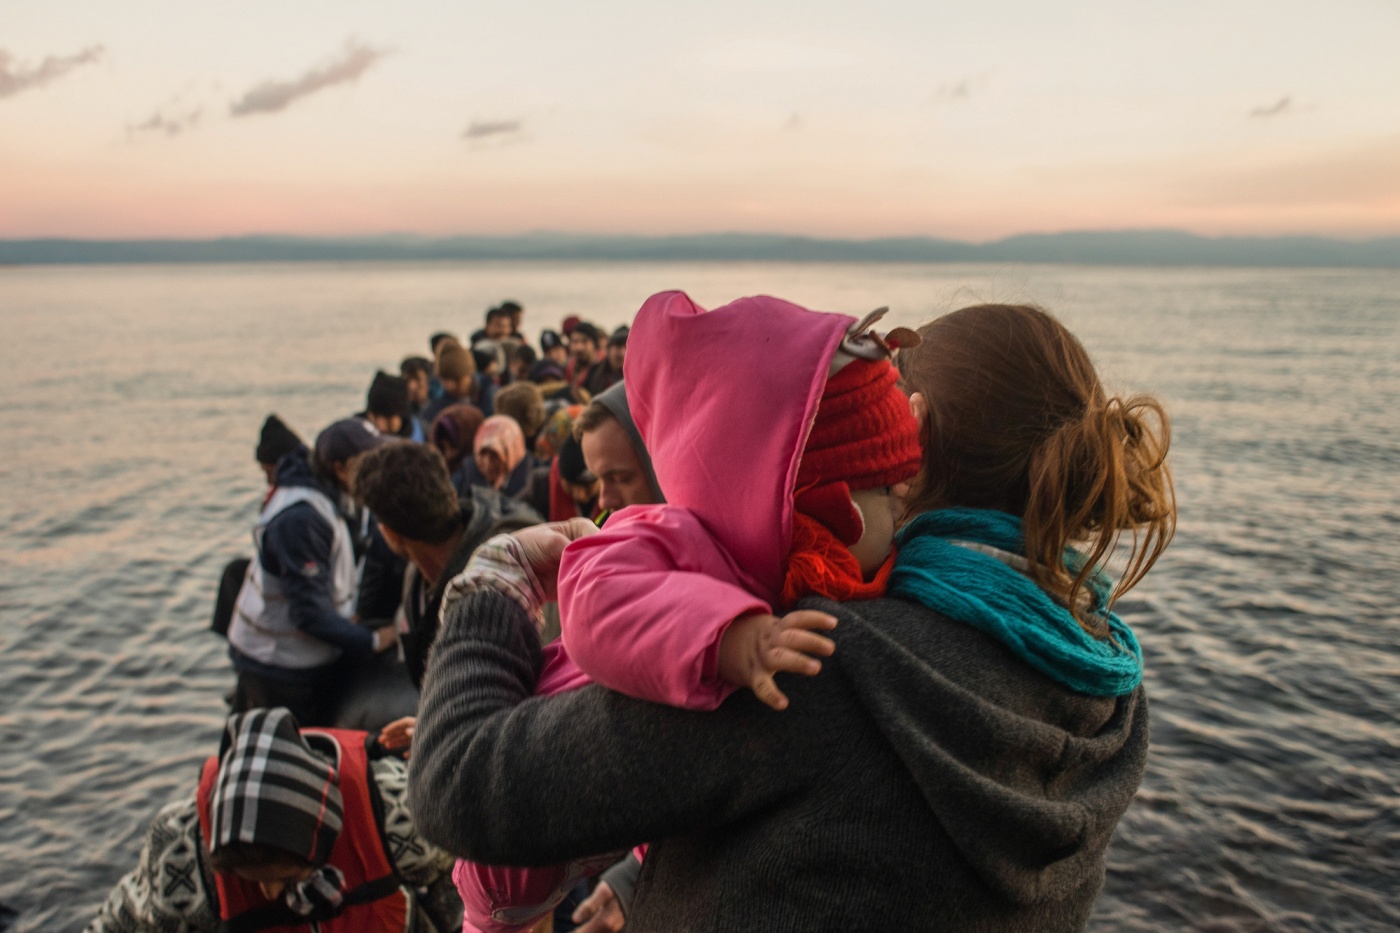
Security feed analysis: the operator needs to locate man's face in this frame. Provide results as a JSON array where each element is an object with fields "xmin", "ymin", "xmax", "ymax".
[
  {"xmin": 485, "ymin": 316, "xmax": 511, "ymax": 340},
  {"xmin": 606, "ymin": 342, "xmax": 626, "ymax": 371},
  {"xmin": 581, "ymin": 417, "xmax": 656, "ymax": 511},
  {"xmin": 545, "ymin": 345, "xmax": 569, "ymax": 366},
  {"xmin": 233, "ymin": 862, "xmax": 316, "ymax": 902},
  {"xmin": 440, "ymin": 376, "xmax": 466, "ymax": 399},
  {"xmin": 569, "ymin": 332, "xmax": 597, "ymax": 365},
  {"xmin": 367, "ymin": 412, "xmax": 402, "ymax": 436},
  {"xmin": 404, "ymin": 371, "xmax": 429, "ymax": 406}
]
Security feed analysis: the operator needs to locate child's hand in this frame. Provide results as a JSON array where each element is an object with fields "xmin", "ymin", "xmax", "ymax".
[
  {"xmin": 377, "ymin": 717, "xmax": 416, "ymax": 757},
  {"xmin": 718, "ymin": 610, "xmax": 837, "ymax": 711}
]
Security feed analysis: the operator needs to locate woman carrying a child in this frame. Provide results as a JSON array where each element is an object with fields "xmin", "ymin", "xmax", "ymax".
[{"xmin": 409, "ymin": 292, "xmax": 1175, "ymax": 932}]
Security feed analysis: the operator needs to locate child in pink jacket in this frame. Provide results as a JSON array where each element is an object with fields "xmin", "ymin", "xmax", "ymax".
[{"xmin": 443, "ymin": 291, "xmax": 922, "ymax": 933}]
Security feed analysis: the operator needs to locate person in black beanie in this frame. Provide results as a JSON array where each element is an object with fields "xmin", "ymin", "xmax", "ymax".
[
  {"xmin": 227, "ymin": 418, "xmax": 399, "ymax": 727},
  {"xmin": 363, "ymin": 371, "xmax": 414, "ymax": 440},
  {"xmin": 256, "ymin": 414, "xmax": 303, "ymax": 485}
]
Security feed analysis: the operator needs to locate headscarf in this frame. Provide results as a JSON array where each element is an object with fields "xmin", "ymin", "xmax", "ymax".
[
  {"xmin": 533, "ymin": 405, "xmax": 583, "ymax": 461},
  {"xmin": 474, "ymin": 415, "xmax": 527, "ymax": 482},
  {"xmin": 430, "ymin": 404, "xmax": 486, "ymax": 472}
]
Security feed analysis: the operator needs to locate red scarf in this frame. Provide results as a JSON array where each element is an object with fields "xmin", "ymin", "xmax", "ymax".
[{"xmin": 780, "ymin": 511, "xmax": 895, "ymax": 610}]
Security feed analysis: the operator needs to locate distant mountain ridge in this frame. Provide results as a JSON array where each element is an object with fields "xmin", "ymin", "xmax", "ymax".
[{"xmin": 3, "ymin": 230, "xmax": 1399, "ymax": 267}]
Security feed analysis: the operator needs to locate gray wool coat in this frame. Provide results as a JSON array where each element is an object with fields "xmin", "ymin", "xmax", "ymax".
[{"xmin": 408, "ymin": 589, "xmax": 1148, "ymax": 932}]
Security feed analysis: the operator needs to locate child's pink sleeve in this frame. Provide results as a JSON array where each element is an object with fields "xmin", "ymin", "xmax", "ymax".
[
  {"xmin": 454, "ymin": 851, "xmax": 620, "ymax": 933},
  {"xmin": 558, "ymin": 505, "xmax": 772, "ymax": 711}
]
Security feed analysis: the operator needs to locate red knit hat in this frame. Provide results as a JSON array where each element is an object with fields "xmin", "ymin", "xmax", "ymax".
[
  {"xmin": 797, "ymin": 358, "xmax": 921, "ymax": 493},
  {"xmin": 780, "ymin": 357, "xmax": 922, "ymax": 606}
]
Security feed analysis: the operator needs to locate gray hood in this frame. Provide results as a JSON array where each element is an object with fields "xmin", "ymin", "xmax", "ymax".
[
  {"xmin": 592, "ymin": 382, "xmax": 665, "ymax": 504},
  {"xmin": 820, "ymin": 595, "xmax": 1149, "ymax": 906}
]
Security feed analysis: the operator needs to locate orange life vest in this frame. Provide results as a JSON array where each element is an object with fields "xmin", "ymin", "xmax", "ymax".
[{"xmin": 195, "ymin": 728, "xmax": 410, "ymax": 933}]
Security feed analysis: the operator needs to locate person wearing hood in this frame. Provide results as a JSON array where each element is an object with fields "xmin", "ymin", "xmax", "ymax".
[
  {"xmin": 428, "ymin": 404, "xmax": 487, "ymax": 478},
  {"xmin": 351, "ymin": 441, "xmax": 540, "ymax": 690},
  {"xmin": 212, "ymin": 414, "xmax": 305, "ymax": 639},
  {"xmin": 255, "ymin": 414, "xmax": 304, "ymax": 487},
  {"xmin": 424, "ymin": 342, "xmax": 494, "ymax": 423},
  {"xmin": 227, "ymin": 418, "xmax": 400, "ymax": 728},
  {"xmin": 86, "ymin": 708, "xmax": 458, "ymax": 933},
  {"xmin": 574, "ymin": 381, "xmax": 664, "ymax": 518},
  {"xmin": 408, "ymin": 294, "xmax": 1176, "ymax": 931},
  {"xmin": 453, "ymin": 415, "xmax": 533, "ymax": 500},
  {"xmin": 363, "ymin": 370, "xmax": 422, "ymax": 443}
]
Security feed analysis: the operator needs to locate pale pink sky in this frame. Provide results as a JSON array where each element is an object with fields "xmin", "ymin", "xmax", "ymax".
[{"xmin": 2, "ymin": 0, "xmax": 1398, "ymax": 240}]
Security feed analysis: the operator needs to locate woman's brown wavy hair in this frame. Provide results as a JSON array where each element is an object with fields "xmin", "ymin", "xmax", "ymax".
[{"xmin": 896, "ymin": 304, "xmax": 1176, "ymax": 634}]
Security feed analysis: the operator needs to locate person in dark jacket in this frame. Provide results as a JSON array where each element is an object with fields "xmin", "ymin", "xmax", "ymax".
[
  {"xmin": 363, "ymin": 370, "xmax": 421, "ymax": 443},
  {"xmin": 227, "ymin": 418, "xmax": 400, "ymax": 727},
  {"xmin": 582, "ymin": 326, "xmax": 627, "ymax": 398},
  {"xmin": 424, "ymin": 342, "xmax": 494, "ymax": 423},
  {"xmin": 255, "ymin": 414, "xmax": 303, "ymax": 487},
  {"xmin": 407, "ymin": 303, "xmax": 1176, "ymax": 931},
  {"xmin": 452, "ymin": 414, "xmax": 534, "ymax": 500},
  {"xmin": 401, "ymin": 356, "xmax": 435, "ymax": 440},
  {"xmin": 351, "ymin": 441, "xmax": 541, "ymax": 689}
]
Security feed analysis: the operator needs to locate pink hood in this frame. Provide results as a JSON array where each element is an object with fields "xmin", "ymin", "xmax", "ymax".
[{"xmin": 623, "ymin": 291, "xmax": 854, "ymax": 600}]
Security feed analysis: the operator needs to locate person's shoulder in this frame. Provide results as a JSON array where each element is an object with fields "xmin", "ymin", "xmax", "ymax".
[
  {"xmin": 265, "ymin": 497, "xmax": 334, "ymax": 538},
  {"xmin": 801, "ymin": 594, "xmax": 946, "ymax": 640},
  {"xmin": 809, "ymin": 594, "xmax": 1134, "ymax": 725}
]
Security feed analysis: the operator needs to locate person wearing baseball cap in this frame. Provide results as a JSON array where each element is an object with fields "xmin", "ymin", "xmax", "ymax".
[
  {"xmin": 226, "ymin": 417, "xmax": 398, "ymax": 727},
  {"xmin": 539, "ymin": 329, "xmax": 568, "ymax": 367}
]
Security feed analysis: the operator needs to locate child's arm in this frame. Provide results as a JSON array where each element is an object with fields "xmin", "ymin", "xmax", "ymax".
[
  {"xmin": 455, "ymin": 852, "xmax": 621, "ymax": 933},
  {"xmin": 559, "ymin": 507, "xmax": 834, "ymax": 710},
  {"xmin": 559, "ymin": 507, "xmax": 771, "ymax": 710}
]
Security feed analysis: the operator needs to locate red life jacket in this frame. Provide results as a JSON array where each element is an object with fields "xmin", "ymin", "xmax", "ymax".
[{"xmin": 195, "ymin": 728, "xmax": 410, "ymax": 933}]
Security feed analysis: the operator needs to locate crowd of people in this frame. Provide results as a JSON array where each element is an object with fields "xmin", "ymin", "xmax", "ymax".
[{"xmin": 88, "ymin": 292, "xmax": 1177, "ymax": 933}]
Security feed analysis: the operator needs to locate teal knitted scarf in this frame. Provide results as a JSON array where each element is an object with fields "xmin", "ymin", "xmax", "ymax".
[{"xmin": 888, "ymin": 508, "xmax": 1142, "ymax": 697}]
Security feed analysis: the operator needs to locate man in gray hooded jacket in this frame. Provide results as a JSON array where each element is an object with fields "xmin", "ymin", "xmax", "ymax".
[{"xmin": 576, "ymin": 382, "xmax": 664, "ymax": 514}]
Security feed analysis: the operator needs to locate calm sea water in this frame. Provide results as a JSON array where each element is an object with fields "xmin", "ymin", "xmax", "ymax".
[{"xmin": 1, "ymin": 262, "xmax": 1397, "ymax": 931}]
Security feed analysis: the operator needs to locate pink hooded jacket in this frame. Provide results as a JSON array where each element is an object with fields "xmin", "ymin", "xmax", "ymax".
[
  {"xmin": 454, "ymin": 291, "xmax": 854, "ymax": 933},
  {"xmin": 560, "ymin": 290, "xmax": 855, "ymax": 708}
]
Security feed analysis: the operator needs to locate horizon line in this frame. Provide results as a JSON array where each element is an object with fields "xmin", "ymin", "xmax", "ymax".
[{"xmin": 3, "ymin": 228, "xmax": 1399, "ymax": 269}]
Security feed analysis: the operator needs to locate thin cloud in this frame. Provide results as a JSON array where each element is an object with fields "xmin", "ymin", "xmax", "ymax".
[
  {"xmin": 229, "ymin": 39, "xmax": 389, "ymax": 117},
  {"xmin": 462, "ymin": 119, "xmax": 523, "ymax": 140},
  {"xmin": 128, "ymin": 105, "xmax": 203, "ymax": 137},
  {"xmin": 0, "ymin": 45, "xmax": 104, "ymax": 100},
  {"xmin": 931, "ymin": 75, "xmax": 988, "ymax": 103},
  {"xmin": 700, "ymin": 38, "xmax": 858, "ymax": 73},
  {"xmin": 1250, "ymin": 96, "xmax": 1292, "ymax": 118}
]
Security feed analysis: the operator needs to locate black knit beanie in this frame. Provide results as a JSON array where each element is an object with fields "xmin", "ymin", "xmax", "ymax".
[
  {"xmin": 557, "ymin": 434, "xmax": 594, "ymax": 484},
  {"xmin": 256, "ymin": 414, "xmax": 303, "ymax": 466},
  {"xmin": 366, "ymin": 371, "xmax": 409, "ymax": 418}
]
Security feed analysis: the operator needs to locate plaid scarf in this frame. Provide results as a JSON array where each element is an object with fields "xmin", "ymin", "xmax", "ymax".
[{"xmin": 209, "ymin": 708, "xmax": 344, "ymax": 867}]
